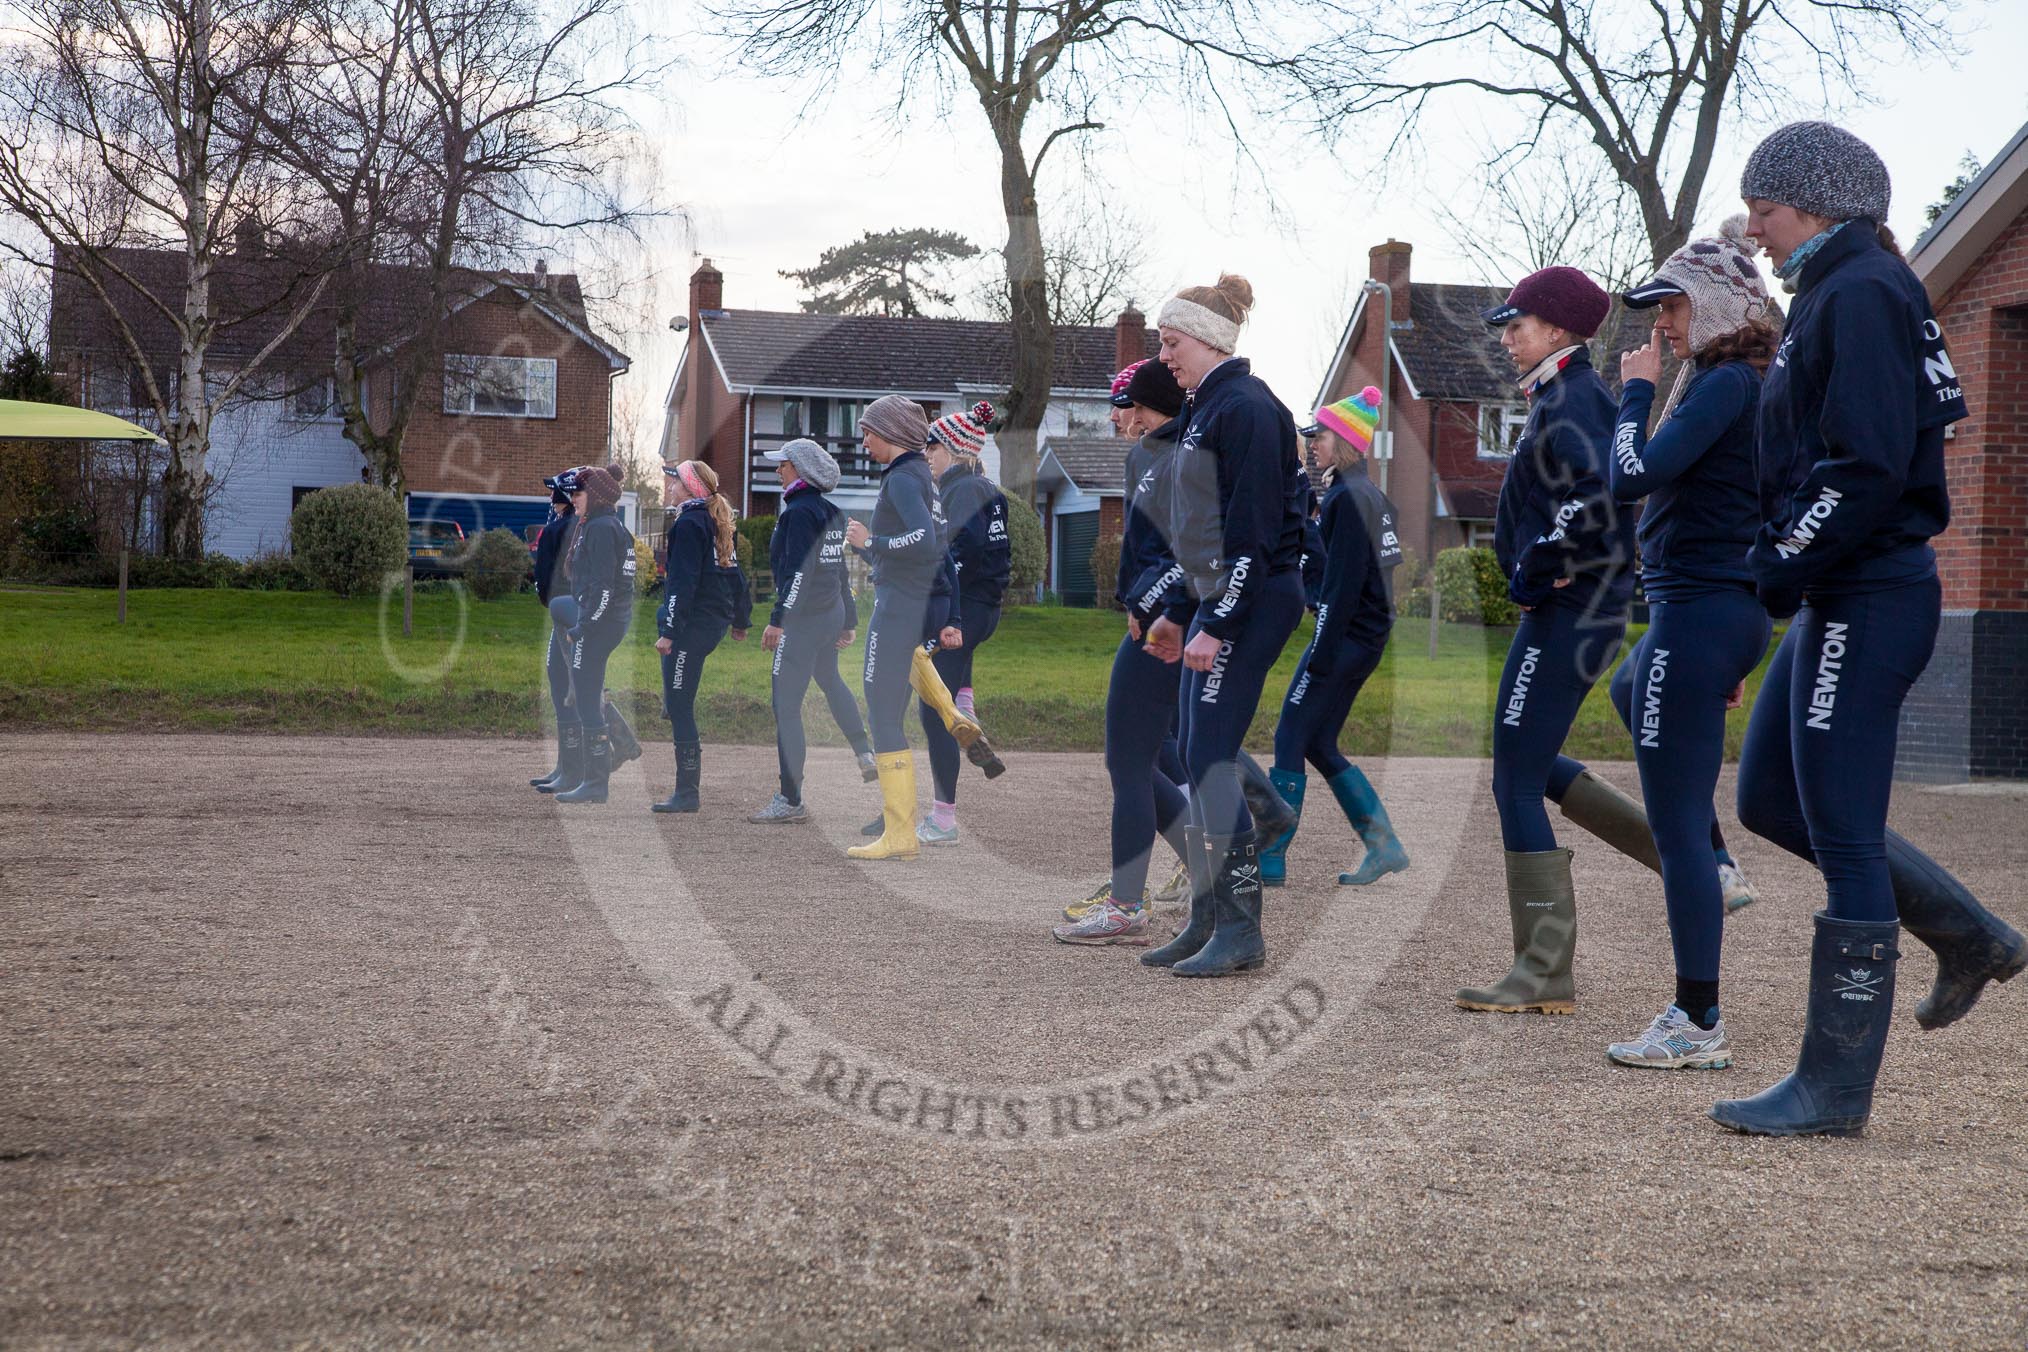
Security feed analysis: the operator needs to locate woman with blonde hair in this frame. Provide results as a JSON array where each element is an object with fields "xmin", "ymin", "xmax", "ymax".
[{"xmin": 651, "ymin": 458, "xmax": 752, "ymax": 814}]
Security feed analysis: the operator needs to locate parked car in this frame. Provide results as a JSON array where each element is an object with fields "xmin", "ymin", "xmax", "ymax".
[{"xmin": 408, "ymin": 519, "xmax": 470, "ymax": 578}]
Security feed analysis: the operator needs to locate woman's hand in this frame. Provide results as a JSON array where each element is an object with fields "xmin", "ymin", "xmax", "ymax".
[
  {"xmin": 836, "ymin": 628, "xmax": 855, "ymax": 651},
  {"xmin": 1725, "ymin": 681, "xmax": 1745, "ymax": 711},
  {"xmin": 938, "ymin": 626, "xmax": 963, "ymax": 650},
  {"xmin": 730, "ymin": 628, "xmax": 749, "ymax": 643},
  {"xmin": 1620, "ymin": 328, "xmax": 1665, "ymax": 386},
  {"xmin": 1144, "ymin": 616, "xmax": 1183, "ymax": 663},
  {"xmin": 1183, "ymin": 630, "xmax": 1223, "ymax": 672},
  {"xmin": 845, "ymin": 519, "xmax": 870, "ymax": 550},
  {"xmin": 654, "ymin": 636, "xmax": 673, "ymax": 656},
  {"xmin": 762, "ymin": 625, "xmax": 783, "ymax": 651},
  {"xmin": 1126, "ymin": 615, "xmax": 1143, "ymax": 642}
]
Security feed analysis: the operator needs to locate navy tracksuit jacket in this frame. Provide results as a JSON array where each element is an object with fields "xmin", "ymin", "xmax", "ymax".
[
  {"xmin": 921, "ymin": 464, "xmax": 1012, "ymax": 804},
  {"xmin": 860, "ymin": 448, "xmax": 951, "ymax": 750},
  {"xmin": 767, "ymin": 480, "xmax": 870, "ymax": 800},
  {"xmin": 1735, "ymin": 222, "xmax": 1969, "ymax": 925}
]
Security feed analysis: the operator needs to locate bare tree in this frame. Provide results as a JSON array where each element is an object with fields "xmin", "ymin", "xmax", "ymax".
[
  {"xmin": 0, "ymin": 0, "xmax": 338, "ymax": 557},
  {"xmin": 972, "ymin": 188, "xmax": 1149, "ymax": 328},
  {"xmin": 714, "ymin": 0, "xmax": 1322, "ymax": 504},
  {"xmin": 253, "ymin": 0, "xmax": 662, "ymax": 492},
  {"xmin": 1319, "ymin": 0, "xmax": 1954, "ymax": 266}
]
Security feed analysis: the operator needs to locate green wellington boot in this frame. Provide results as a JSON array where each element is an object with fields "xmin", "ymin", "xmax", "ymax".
[
  {"xmin": 1456, "ymin": 849, "xmax": 1577, "ymax": 1014},
  {"xmin": 1556, "ymin": 770, "xmax": 1661, "ymax": 873}
]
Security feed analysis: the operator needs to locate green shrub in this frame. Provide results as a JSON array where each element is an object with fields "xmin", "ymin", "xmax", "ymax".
[
  {"xmin": 735, "ymin": 514, "xmax": 773, "ymax": 575},
  {"xmin": 1432, "ymin": 546, "xmax": 1519, "ymax": 626},
  {"xmin": 1089, "ymin": 531, "xmax": 1123, "ymax": 611},
  {"xmin": 129, "ymin": 552, "xmax": 242, "ymax": 588},
  {"xmin": 1003, "ymin": 493, "xmax": 1045, "ymax": 603},
  {"xmin": 290, "ymin": 483, "xmax": 407, "ymax": 598},
  {"xmin": 18, "ymin": 506, "xmax": 95, "ymax": 568},
  {"xmin": 237, "ymin": 549, "xmax": 313, "ymax": 591},
  {"xmin": 468, "ymin": 526, "xmax": 530, "ymax": 600},
  {"xmin": 1396, "ymin": 583, "xmax": 1430, "ymax": 619}
]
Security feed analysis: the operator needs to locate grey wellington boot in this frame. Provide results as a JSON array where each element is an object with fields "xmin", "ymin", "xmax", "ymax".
[{"xmin": 1456, "ymin": 849, "xmax": 1577, "ymax": 1014}]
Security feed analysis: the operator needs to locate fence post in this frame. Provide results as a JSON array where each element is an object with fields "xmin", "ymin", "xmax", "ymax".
[
  {"xmin": 117, "ymin": 550, "xmax": 129, "ymax": 625},
  {"xmin": 1427, "ymin": 571, "xmax": 1439, "ymax": 661},
  {"xmin": 403, "ymin": 565, "xmax": 413, "ymax": 638}
]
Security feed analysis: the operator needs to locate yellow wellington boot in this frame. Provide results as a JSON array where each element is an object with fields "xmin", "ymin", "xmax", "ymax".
[
  {"xmin": 909, "ymin": 646, "xmax": 983, "ymax": 746},
  {"xmin": 846, "ymin": 751, "xmax": 921, "ymax": 861}
]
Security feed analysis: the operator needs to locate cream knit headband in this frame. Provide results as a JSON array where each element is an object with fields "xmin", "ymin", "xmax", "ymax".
[{"xmin": 1155, "ymin": 296, "xmax": 1241, "ymax": 353}]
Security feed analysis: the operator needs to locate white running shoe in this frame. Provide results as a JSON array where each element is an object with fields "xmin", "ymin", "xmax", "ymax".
[
  {"xmin": 916, "ymin": 819, "xmax": 959, "ymax": 847},
  {"xmin": 1607, "ymin": 1005, "xmax": 1733, "ymax": 1069},
  {"xmin": 748, "ymin": 793, "xmax": 809, "ymax": 825},
  {"xmin": 1718, "ymin": 862, "xmax": 1757, "ymax": 912},
  {"xmin": 1150, "ymin": 859, "xmax": 1191, "ymax": 905},
  {"xmin": 1051, "ymin": 898, "xmax": 1147, "ymax": 945}
]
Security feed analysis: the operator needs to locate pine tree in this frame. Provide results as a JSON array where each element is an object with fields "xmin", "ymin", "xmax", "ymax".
[{"xmin": 780, "ymin": 229, "xmax": 980, "ymax": 318}]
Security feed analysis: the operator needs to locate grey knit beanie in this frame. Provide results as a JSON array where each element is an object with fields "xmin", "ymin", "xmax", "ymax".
[
  {"xmin": 857, "ymin": 394, "xmax": 929, "ymax": 453},
  {"xmin": 1739, "ymin": 121, "xmax": 1891, "ymax": 224},
  {"xmin": 767, "ymin": 437, "xmax": 841, "ymax": 492}
]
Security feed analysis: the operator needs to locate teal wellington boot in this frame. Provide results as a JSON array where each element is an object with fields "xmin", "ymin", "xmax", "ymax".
[
  {"xmin": 1257, "ymin": 769, "xmax": 1306, "ymax": 887},
  {"xmin": 1329, "ymin": 766, "xmax": 1410, "ymax": 886}
]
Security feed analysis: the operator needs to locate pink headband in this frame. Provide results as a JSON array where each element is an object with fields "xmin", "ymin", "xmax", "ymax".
[{"xmin": 676, "ymin": 462, "xmax": 708, "ymax": 502}]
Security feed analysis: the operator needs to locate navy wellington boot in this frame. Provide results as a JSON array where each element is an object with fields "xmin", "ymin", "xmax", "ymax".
[
  {"xmin": 1172, "ymin": 833, "xmax": 1266, "ymax": 978},
  {"xmin": 1711, "ymin": 911, "xmax": 1899, "ymax": 1138},
  {"xmin": 1257, "ymin": 769, "xmax": 1305, "ymax": 887},
  {"xmin": 537, "ymin": 725, "xmax": 585, "ymax": 796},
  {"xmin": 1141, "ymin": 826, "xmax": 1217, "ymax": 969},
  {"xmin": 1887, "ymin": 830, "xmax": 2027, "ymax": 1029}
]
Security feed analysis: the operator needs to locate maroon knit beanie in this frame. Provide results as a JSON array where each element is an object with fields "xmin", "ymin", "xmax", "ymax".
[
  {"xmin": 1480, "ymin": 266, "xmax": 1611, "ymax": 339},
  {"xmin": 581, "ymin": 465, "xmax": 623, "ymax": 510}
]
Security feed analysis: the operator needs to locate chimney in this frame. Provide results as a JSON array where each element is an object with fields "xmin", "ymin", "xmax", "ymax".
[
  {"xmin": 1369, "ymin": 240, "xmax": 1412, "ymax": 323},
  {"xmin": 1114, "ymin": 302, "xmax": 1147, "ymax": 373},
  {"xmin": 689, "ymin": 258, "xmax": 725, "ymax": 326},
  {"xmin": 533, "ymin": 257, "xmax": 549, "ymax": 291},
  {"xmin": 235, "ymin": 218, "xmax": 264, "ymax": 258}
]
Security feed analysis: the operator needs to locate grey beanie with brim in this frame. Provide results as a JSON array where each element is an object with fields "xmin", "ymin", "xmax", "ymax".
[{"xmin": 765, "ymin": 437, "xmax": 842, "ymax": 492}]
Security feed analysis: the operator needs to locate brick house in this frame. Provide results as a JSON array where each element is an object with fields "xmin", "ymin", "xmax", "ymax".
[
  {"xmin": 48, "ymin": 247, "xmax": 632, "ymax": 557},
  {"xmin": 661, "ymin": 259, "xmax": 1154, "ymax": 599},
  {"xmin": 1310, "ymin": 242, "xmax": 1523, "ymax": 568},
  {"xmin": 1898, "ymin": 120, "xmax": 2028, "ymax": 782}
]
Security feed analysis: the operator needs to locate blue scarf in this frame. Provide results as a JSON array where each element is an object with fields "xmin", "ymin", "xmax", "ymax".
[{"xmin": 1775, "ymin": 220, "xmax": 1850, "ymax": 292}]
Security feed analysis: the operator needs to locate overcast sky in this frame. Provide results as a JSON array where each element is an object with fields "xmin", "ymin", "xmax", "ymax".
[{"xmin": 588, "ymin": 1, "xmax": 2028, "ymax": 445}]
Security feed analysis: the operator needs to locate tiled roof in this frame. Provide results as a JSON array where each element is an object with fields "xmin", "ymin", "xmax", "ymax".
[
  {"xmin": 1396, "ymin": 284, "xmax": 1513, "ymax": 403},
  {"xmin": 48, "ymin": 245, "xmax": 612, "ymax": 372},
  {"xmin": 1044, "ymin": 434, "xmax": 1132, "ymax": 494},
  {"xmin": 1440, "ymin": 481, "xmax": 1502, "ymax": 520},
  {"xmin": 701, "ymin": 309, "xmax": 1156, "ymax": 395}
]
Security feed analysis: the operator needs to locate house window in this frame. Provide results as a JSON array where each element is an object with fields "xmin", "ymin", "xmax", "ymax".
[
  {"xmin": 1478, "ymin": 402, "xmax": 1527, "ymax": 458},
  {"xmin": 781, "ymin": 397, "xmax": 805, "ymax": 437},
  {"xmin": 1466, "ymin": 521, "xmax": 1497, "ymax": 551},
  {"xmin": 443, "ymin": 354, "xmax": 557, "ymax": 418},
  {"xmin": 290, "ymin": 375, "xmax": 336, "ymax": 420},
  {"xmin": 832, "ymin": 400, "xmax": 863, "ymax": 440}
]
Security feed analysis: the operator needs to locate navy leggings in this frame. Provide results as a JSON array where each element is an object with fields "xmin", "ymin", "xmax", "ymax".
[
  {"xmin": 661, "ymin": 622, "xmax": 726, "ymax": 744},
  {"xmin": 1491, "ymin": 602, "xmax": 1627, "ymax": 852},
  {"xmin": 772, "ymin": 605, "xmax": 872, "ymax": 803},
  {"xmin": 1182, "ymin": 570, "xmax": 1306, "ymax": 842},
  {"xmin": 1737, "ymin": 578, "xmax": 1940, "ymax": 923},
  {"xmin": 1106, "ymin": 633, "xmax": 1192, "ymax": 899},
  {"xmin": 921, "ymin": 596, "xmax": 1001, "ymax": 803},
  {"xmin": 545, "ymin": 627, "xmax": 571, "ymax": 721},
  {"xmin": 568, "ymin": 623, "xmax": 626, "ymax": 735},
  {"xmin": 1272, "ymin": 635, "xmax": 1386, "ymax": 778},
  {"xmin": 1615, "ymin": 591, "xmax": 1772, "ymax": 980},
  {"xmin": 863, "ymin": 589, "xmax": 932, "ymax": 753}
]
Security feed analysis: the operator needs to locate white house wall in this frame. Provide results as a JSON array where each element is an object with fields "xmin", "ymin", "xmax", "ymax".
[{"xmin": 201, "ymin": 398, "xmax": 368, "ymax": 559}]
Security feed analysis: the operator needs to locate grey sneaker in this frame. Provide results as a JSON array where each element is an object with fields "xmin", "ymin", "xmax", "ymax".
[
  {"xmin": 1607, "ymin": 1005, "xmax": 1733, "ymax": 1069},
  {"xmin": 748, "ymin": 793, "xmax": 809, "ymax": 825},
  {"xmin": 916, "ymin": 819, "xmax": 959, "ymax": 847},
  {"xmin": 856, "ymin": 750, "xmax": 879, "ymax": 783},
  {"xmin": 1719, "ymin": 862, "xmax": 1757, "ymax": 913},
  {"xmin": 1051, "ymin": 898, "xmax": 1147, "ymax": 945}
]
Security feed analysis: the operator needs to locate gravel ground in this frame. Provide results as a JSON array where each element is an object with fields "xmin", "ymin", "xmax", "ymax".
[{"xmin": 3, "ymin": 733, "xmax": 2025, "ymax": 1349}]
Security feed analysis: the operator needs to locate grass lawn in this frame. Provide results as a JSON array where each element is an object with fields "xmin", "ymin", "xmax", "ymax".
[{"xmin": 0, "ymin": 585, "xmax": 1777, "ymax": 758}]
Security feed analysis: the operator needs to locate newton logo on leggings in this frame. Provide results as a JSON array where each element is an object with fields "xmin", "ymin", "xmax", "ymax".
[{"xmin": 1806, "ymin": 623, "xmax": 1849, "ymax": 732}]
